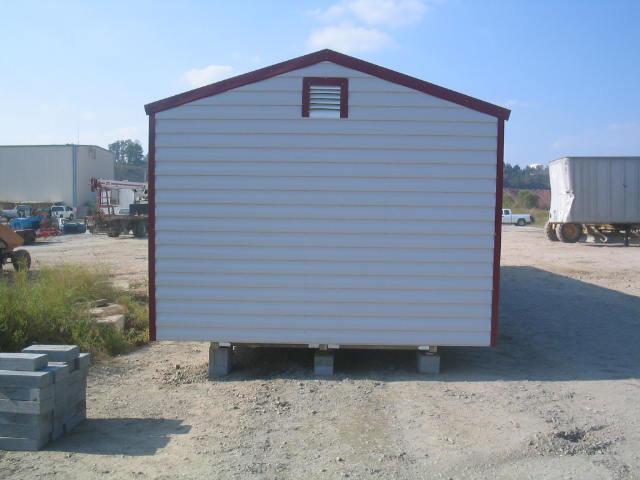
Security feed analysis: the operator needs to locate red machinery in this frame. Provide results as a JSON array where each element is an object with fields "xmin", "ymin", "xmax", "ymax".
[{"xmin": 86, "ymin": 178, "xmax": 149, "ymax": 237}]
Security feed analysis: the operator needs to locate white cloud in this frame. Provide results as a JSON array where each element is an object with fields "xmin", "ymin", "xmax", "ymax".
[
  {"xmin": 348, "ymin": 0, "xmax": 428, "ymax": 27},
  {"xmin": 311, "ymin": 4, "xmax": 348, "ymax": 22},
  {"xmin": 551, "ymin": 122, "xmax": 640, "ymax": 154},
  {"xmin": 313, "ymin": 0, "xmax": 429, "ymax": 28},
  {"xmin": 307, "ymin": 25, "xmax": 392, "ymax": 53},
  {"xmin": 182, "ymin": 65, "xmax": 235, "ymax": 88}
]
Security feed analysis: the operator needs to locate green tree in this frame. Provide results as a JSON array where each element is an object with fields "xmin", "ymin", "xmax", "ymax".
[
  {"xmin": 503, "ymin": 162, "xmax": 550, "ymax": 189},
  {"xmin": 517, "ymin": 190, "xmax": 539, "ymax": 209},
  {"xmin": 502, "ymin": 193, "xmax": 516, "ymax": 209},
  {"xmin": 108, "ymin": 139, "xmax": 145, "ymax": 165}
]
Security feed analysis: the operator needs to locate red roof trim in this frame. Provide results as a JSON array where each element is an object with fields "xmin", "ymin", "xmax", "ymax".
[
  {"xmin": 144, "ymin": 49, "xmax": 510, "ymax": 120},
  {"xmin": 490, "ymin": 119, "xmax": 505, "ymax": 347},
  {"xmin": 148, "ymin": 113, "xmax": 157, "ymax": 342}
]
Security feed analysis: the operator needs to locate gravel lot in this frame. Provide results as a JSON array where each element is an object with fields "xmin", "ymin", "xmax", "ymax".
[{"xmin": 2, "ymin": 227, "xmax": 639, "ymax": 479}]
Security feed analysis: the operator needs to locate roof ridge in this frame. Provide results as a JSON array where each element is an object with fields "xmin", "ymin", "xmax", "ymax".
[{"xmin": 144, "ymin": 49, "xmax": 510, "ymax": 120}]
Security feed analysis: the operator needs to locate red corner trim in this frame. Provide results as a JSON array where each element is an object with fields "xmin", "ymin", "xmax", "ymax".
[
  {"xmin": 144, "ymin": 49, "xmax": 510, "ymax": 120},
  {"xmin": 302, "ymin": 77, "xmax": 349, "ymax": 118},
  {"xmin": 148, "ymin": 113, "xmax": 157, "ymax": 342},
  {"xmin": 490, "ymin": 119, "xmax": 505, "ymax": 347}
]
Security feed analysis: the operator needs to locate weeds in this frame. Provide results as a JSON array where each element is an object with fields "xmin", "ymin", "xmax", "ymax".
[{"xmin": 0, "ymin": 265, "xmax": 148, "ymax": 358}]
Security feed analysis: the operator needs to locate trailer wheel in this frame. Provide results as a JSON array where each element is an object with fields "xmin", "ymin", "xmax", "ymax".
[
  {"xmin": 556, "ymin": 223, "xmax": 582, "ymax": 243},
  {"xmin": 544, "ymin": 221, "xmax": 558, "ymax": 241},
  {"xmin": 11, "ymin": 250, "xmax": 31, "ymax": 272},
  {"xmin": 107, "ymin": 226, "xmax": 120, "ymax": 237},
  {"xmin": 133, "ymin": 222, "xmax": 147, "ymax": 238},
  {"xmin": 516, "ymin": 218, "xmax": 526, "ymax": 226}
]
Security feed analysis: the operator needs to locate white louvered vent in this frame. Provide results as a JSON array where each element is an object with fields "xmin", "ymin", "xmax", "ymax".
[{"xmin": 309, "ymin": 85, "xmax": 342, "ymax": 118}]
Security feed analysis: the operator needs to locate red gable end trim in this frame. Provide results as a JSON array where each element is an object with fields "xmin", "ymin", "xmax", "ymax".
[
  {"xmin": 490, "ymin": 119, "xmax": 505, "ymax": 347},
  {"xmin": 148, "ymin": 113, "xmax": 157, "ymax": 342},
  {"xmin": 144, "ymin": 49, "xmax": 511, "ymax": 120}
]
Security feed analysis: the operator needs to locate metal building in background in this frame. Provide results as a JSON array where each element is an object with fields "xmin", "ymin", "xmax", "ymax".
[{"xmin": 0, "ymin": 145, "xmax": 114, "ymax": 208}]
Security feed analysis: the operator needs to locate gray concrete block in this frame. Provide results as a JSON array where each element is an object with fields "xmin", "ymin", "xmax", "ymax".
[
  {"xmin": 0, "ymin": 412, "xmax": 52, "ymax": 426},
  {"xmin": 68, "ymin": 368, "xmax": 85, "ymax": 385},
  {"xmin": 0, "ymin": 370, "xmax": 53, "ymax": 388},
  {"xmin": 209, "ymin": 345, "xmax": 232, "ymax": 377},
  {"xmin": 90, "ymin": 303, "xmax": 126, "ymax": 317},
  {"xmin": 0, "ymin": 418, "xmax": 52, "ymax": 439},
  {"xmin": 42, "ymin": 363, "xmax": 70, "ymax": 381},
  {"xmin": 74, "ymin": 353, "xmax": 91, "ymax": 371},
  {"xmin": 0, "ymin": 397, "xmax": 55, "ymax": 415},
  {"xmin": 95, "ymin": 314, "xmax": 125, "ymax": 332},
  {"xmin": 0, "ymin": 434, "xmax": 50, "ymax": 451},
  {"xmin": 314, "ymin": 351, "xmax": 335, "ymax": 376},
  {"xmin": 0, "ymin": 385, "xmax": 54, "ymax": 402},
  {"xmin": 22, "ymin": 345, "xmax": 79, "ymax": 364},
  {"xmin": 416, "ymin": 352, "xmax": 440, "ymax": 374},
  {"xmin": 52, "ymin": 420, "xmax": 64, "ymax": 441},
  {"xmin": 0, "ymin": 353, "xmax": 48, "ymax": 372},
  {"xmin": 64, "ymin": 410, "xmax": 86, "ymax": 434}
]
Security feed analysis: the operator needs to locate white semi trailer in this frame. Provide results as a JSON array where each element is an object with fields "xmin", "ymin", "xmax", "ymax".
[{"xmin": 546, "ymin": 156, "xmax": 640, "ymax": 245}]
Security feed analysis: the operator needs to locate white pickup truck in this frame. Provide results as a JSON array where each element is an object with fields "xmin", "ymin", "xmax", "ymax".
[
  {"xmin": 51, "ymin": 205, "xmax": 75, "ymax": 220},
  {"xmin": 502, "ymin": 209, "xmax": 533, "ymax": 226}
]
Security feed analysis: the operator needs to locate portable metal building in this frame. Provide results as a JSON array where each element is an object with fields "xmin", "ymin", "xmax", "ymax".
[
  {"xmin": 549, "ymin": 156, "xmax": 640, "ymax": 224},
  {"xmin": 144, "ymin": 49, "xmax": 510, "ymax": 350},
  {"xmin": 0, "ymin": 145, "xmax": 114, "ymax": 208}
]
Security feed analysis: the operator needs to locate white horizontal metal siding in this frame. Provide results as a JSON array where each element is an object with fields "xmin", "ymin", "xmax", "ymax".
[{"xmin": 154, "ymin": 62, "xmax": 498, "ymax": 346}]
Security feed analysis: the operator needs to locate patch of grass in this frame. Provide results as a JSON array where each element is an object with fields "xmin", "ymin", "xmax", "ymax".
[
  {"xmin": 528, "ymin": 208, "xmax": 550, "ymax": 226},
  {"xmin": 0, "ymin": 265, "xmax": 148, "ymax": 358}
]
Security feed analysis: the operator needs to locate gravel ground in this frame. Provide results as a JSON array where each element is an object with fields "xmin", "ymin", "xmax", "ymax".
[{"xmin": 1, "ymin": 227, "xmax": 639, "ymax": 479}]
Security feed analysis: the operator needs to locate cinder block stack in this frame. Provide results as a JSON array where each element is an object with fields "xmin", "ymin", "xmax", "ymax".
[{"xmin": 0, "ymin": 345, "xmax": 90, "ymax": 451}]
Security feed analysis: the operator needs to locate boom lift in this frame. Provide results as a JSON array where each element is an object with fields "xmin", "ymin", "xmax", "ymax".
[{"xmin": 86, "ymin": 178, "xmax": 149, "ymax": 237}]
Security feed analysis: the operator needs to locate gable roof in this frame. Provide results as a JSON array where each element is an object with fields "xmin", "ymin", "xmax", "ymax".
[{"xmin": 144, "ymin": 49, "xmax": 510, "ymax": 120}]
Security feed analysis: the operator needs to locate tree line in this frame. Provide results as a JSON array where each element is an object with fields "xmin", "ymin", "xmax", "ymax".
[
  {"xmin": 503, "ymin": 163, "xmax": 550, "ymax": 189},
  {"xmin": 108, "ymin": 139, "xmax": 148, "ymax": 182}
]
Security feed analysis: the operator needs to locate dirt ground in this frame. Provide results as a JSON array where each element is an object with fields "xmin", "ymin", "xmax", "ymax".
[{"xmin": 2, "ymin": 227, "xmax": 639, "ymax": 479}]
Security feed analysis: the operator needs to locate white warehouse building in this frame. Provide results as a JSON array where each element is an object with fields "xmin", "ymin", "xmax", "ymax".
[{"xmin": 0, "ymin": 145, "xmax": 114, "ymax": 208}]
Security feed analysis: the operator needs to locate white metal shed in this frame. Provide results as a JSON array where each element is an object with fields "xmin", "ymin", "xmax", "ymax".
[{"xmin": 144, "ymin": 49, "xmax": 510, "ymax": 357}]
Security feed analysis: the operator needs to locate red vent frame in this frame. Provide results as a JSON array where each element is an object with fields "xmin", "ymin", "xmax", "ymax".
[{"xmin": 302, "ymin": 77, "xmax": 349, "ymax": 118}]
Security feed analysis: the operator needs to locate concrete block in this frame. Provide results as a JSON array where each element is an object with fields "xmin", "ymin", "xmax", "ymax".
[
  {"xmin": 0, "ymin": 370, "xmax": 53, "ymax": 388},
  {"xmin": 0, "ymin": 434, "xmax": 49, "ymax": 451},
  {"xmin": 64, "ymin": 411, "xmax": 86, "ymax": 434},
  {"xmin": 95, "ymin": 314, "xmax": 125, "ymax": 332},
  {"xmin": 42, "ymin": 363, "xmax": 70, "ymax": 382},
  {"xmin": 22, "ymin": 345, "xmax": 79, "ymax": 364},
  {"xmin": 0, "ymin": 385, "xmax": 54, "ymax": 402},
  {"xmin": 52, "ymin": 420, "xmax": 65, "ymax": 441},
  {"xmin": 90, "ymin": 303, "xmax": 126, "ymax": 317},
  {"xmin": 416, "ymin": 352, "xmax": 440, "ymax": 374},
  {"xmin": 0, "ymin": 412, "xmax": 52, "ymax": 426},
  {"xmin": 74, "ymin": 353, "xmax": 91, "ymax": 371},
  {"xmin": 209, "ymin": 345, "xmax": 232, "ymax": 377},
  {"xmin": 0, "ymin": 353, "xmax": 48, "ymax": 372},
  {"xmin": 0, "ymin": 418, "xmax": 52, "ymax": 439},
  {"xmin": 0, "ymin": 397, "xmax": 55, "ymax": 415},
  {"xmin": 314, "ymin": 351, "xmax": 335, "ymax": 376}
]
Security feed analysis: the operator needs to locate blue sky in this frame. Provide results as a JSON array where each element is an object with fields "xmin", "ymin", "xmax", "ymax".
[{"xmin": 1, "ymin": 0, "xmax": 638, "ymax": 166}]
